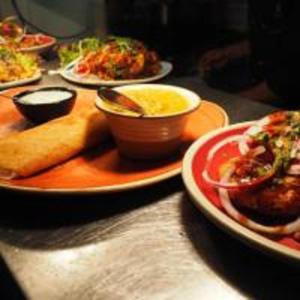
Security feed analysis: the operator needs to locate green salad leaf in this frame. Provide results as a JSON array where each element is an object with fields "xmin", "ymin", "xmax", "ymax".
[{"xmin": 58, "ymin": 37, "xmax": 103, "ymax": 67}]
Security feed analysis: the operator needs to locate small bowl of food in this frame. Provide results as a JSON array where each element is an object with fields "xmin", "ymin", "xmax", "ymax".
[
  {"xmin": 96, "ymin": 84, "xmax": 201, "ymax": 160},
  {"xmin": 13, "ymin": 86, "xmax": 77, "ymax": 124},
  {"xmin": 19, "ymin": 34, "xmax": 57, "ymax": 54}
]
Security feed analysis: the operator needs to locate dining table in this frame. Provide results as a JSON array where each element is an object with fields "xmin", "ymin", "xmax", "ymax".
[{"xmin": 0, "ymin": 59, "xmax": 299, "ymax": 300}]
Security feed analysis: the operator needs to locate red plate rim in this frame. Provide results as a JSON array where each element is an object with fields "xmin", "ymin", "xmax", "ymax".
[{"xmin": 182, "ymin": 121, "xmax": 300, "ymax": 263}]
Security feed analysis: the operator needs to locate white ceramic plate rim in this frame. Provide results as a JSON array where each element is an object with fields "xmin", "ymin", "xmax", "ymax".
[
  {"xmin": 0, "ymin": 103, "xmax": 229, "ymax": 195},
  {"xmin": 182, "ymin": 121, "xmax": 300, "ymax": 263},
  {"xmin": 60, "ymin": 61, "xmax": 173, "ymax": 86},
  {"xmin": 0, "ymin": 72, "xmax": 42, "ymax": 90}
]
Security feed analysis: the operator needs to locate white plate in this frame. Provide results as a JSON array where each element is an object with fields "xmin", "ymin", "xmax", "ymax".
[
  {"xmin": 182, "ymin": 122, "xmax": 300, "ymax": 263},
  {"xmin": 60, "ymin": 61, "xmax": 173, "ymax": 86},
  {"xmin": 0, "ymin": 72, "xmax": 42, "ymax": 90}
]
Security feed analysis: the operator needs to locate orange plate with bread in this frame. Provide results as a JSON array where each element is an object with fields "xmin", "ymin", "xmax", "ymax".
[{"xmin": 0, "ymin": 87, "xmax": 229, "ymax": 194}]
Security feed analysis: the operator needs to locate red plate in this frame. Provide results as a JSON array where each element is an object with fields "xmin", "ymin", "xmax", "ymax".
[{"xmin": 182, "ymin": 122, "xmax": 300, "ymax": 263}]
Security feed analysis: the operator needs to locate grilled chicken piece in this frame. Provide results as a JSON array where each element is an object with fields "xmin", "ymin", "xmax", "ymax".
[{"xmin": 230, "ymin": 176, "xmax": 300, "ymax": 217}]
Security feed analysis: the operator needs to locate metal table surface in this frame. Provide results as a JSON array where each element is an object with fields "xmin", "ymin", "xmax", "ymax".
[{"xmin": 0, "ymin": 66, "xmax": 299, "ymax": 300}]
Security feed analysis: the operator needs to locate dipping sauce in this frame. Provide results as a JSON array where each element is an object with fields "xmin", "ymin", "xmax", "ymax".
[
  {"xmin": 17, "ymin": 90, "xmax": 72, "ymax": 105},
  {"xmin": 103, "ymin": 88, "xmax": 190, "ymax": 116},
  {"xmin": 13, "ymin": 87, "xmax": 77, "ymax": 124}
]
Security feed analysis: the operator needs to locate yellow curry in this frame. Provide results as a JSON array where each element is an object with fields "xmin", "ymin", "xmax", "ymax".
[{"xmin": 105, "ymin": 88, "xmax": 190, "ymax": 116}]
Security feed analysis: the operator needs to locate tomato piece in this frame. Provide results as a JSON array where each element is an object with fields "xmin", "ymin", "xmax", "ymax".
[
  {"xmin": 36, "ymin": 34, "xmax": 53, "ymax": 44},
  {"xmin": 1, "ymin": 23, "xmax": 15, "ymax": 36},
  {"xmin": 75, "ymin": 63, "xmax": 90, "ymax": 75}
]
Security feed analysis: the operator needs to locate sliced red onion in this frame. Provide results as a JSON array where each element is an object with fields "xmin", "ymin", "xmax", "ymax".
[
  {"xmin": 238, "ymin": 137, "xmax": 250, "ymax": 155},
  {"xmin": 238, "ymin": 123, "xmax": 265, "ymax": 155},
  {"xmin": 203, "ymin": 135, "xmax": 246, "ymax": 189},
  {"xmin": 206, "ymin": 135, "xmax": 244, "ymax": 161},
  {"xmin": 251, "ymin": 145, "xmax": 266, "ymax": 157},
  {"xmin": 287, "ymin": 163, "xmax": 300, "ymax": 175},
  {"xmin": 202, "ymin": 165, "xmax": 239, "ymax": 189},
  {"xmin": 203, "ymin": 134, "xmax": 270, "ymax": 190}
]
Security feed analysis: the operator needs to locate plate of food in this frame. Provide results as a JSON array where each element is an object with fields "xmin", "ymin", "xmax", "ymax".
[
  {"xmin": 0, "ymin": 85, "xmax": 228, "ymax": 195},
  {"xmin": 0, "ymin": 16, "xmax": 24, "ymax": 42},
  {"xmin": 183, "ymin": 111, "xmax": 300, "ymax": 262},
  {"xmin": 0, "ymin": 17, "xmax": 55, "ymax": 53},
  {"xmin": 58, "ymin": 36, "xmax": 172, "ymax": 86},
  {"xmin": 0, "ymin": 16, "xmax": 56, "ymax": 53},
  {"xmin": 18, "ymin": 34, "xmax": 56, "ymax": 53},
  {"xmin": 0, "ymin": 45, "xmax": 41, "ymax": 89}
]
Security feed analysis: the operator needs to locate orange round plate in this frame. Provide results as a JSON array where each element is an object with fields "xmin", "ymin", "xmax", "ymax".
[{"xmin": 0, "ymin": 87, "xmax": 229, "ymax": 194}]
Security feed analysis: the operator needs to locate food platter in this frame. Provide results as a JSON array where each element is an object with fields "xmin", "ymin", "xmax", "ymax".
[
  {"xmin": 182, "ymin": 122, "xmax": 300, "ymax": 263},
  {"xmin": 0, "ymin": 71, "xmax": 42, "ymax": 90},
  {"xmin": 19, "ymin": 34, "xmax": 56, "ymax": 53},
  {"xmin": 0, "ymin": 87, "xmax": 228, "ymax": 195},
  {"xmin": 60, "ymin": 61, "xmax": 173, "ymax": 86}
]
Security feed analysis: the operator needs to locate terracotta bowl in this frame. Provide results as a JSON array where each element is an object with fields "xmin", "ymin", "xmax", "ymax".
[{"xmin": 96, "ymin": 84, "xmax": 201, "ymax": 160}]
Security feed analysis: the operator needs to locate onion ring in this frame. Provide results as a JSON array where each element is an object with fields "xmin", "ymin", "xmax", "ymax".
[
  {"xmin": 287, "ymin": 163, "xmax": 300, "ymax": 175},
  {"xmin": 203, "ymin": 135, "xmax": 273, "ymax": 190}
]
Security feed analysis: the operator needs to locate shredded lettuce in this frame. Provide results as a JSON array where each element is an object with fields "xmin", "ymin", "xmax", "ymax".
[
  {"xmin": 57, "ymin": 36, "xmax": 141, "ymax": 66},
  {"xmin": 16, "ymin": 52, "xmax": 38, "ymax": 71},
  {"xmin": 58, "ymin": 37, "xmax": 103, "ymax": 67}
]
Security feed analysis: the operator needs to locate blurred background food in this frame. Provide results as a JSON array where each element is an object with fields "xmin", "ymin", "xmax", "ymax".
[
  {"xmin": 0, "ymin": 15, "xmax": 24, "ymax": 40},
  {"xmin": 0, "ymin": 0, "xmax": 248, "ymax": 76},
  {"xmin": 0, "ymin": 45, "xmax": 39, "ymax": 82},
  {"xmin": 63, "ymin": 36, "xmax": 161, "ymax": 80},
  {"xmin": 58, "ymin": 37, "xmax": 103, "ymax": 67}
]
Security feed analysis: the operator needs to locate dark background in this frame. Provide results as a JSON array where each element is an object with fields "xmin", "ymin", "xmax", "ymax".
[
  {"xmin": 0, "ymin": 0, "xmax": 249, "ymax": 76},
  {"xmin": 106, "ymin": 0, "xmax": 248, "ymax": 75}
]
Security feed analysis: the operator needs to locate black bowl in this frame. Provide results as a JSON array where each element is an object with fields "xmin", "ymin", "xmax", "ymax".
[{"xmin": 13, "ymin": 87, "xmax": 77, "ymax": 124}]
